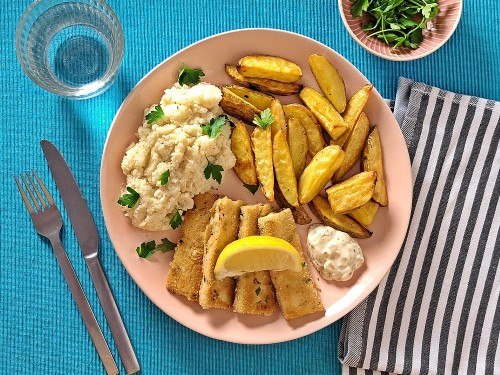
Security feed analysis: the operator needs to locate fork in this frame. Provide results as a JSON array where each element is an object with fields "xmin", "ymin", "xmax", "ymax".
[{"xmin": 15, "ymin": 170, "xmax": 119, "ymax": 375}]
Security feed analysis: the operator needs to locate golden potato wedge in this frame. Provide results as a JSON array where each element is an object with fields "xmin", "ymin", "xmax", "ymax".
[
  {"xmin": 333, "ymin": 112, "xmax": 371, "ymax": 182},
  {"xmin": 237, "ymin": 55, "xmax": 302, "ymax": 83},
  {"xmin": 283, "ymin": 103, "xmax": 325, "ymax": 156},
  {"xmin": 275, "ymin": 184, "xmax": 312, "ymax": 225},
  {"xmin": 309, "ymin": 54, "xmax": 347, "ymax": 113},
  {"xmin": 309, "ymin": 195, "xmax": 371, "ymax": 239},
  {"xmin": 251, "ymin": 125, "xmax": 274, "ymax": 203},
  {"xmin": 287, "ymin": 117, "xmax": 308, "ymax": 177},
  {"xmin": 219, "ymin": 86, "xmax": 260, "ymax": 123},
  {"xmin": 225, "ymin": 64, "xmax": 302, "ymax": 96},
  {"xmin": 225, "ymin": 85, "xmax": 273, "ymax": 111},
  {"xmin": 231, "ymin": 120, "xmax": 258, "ymax": 185},
  {"xmin": 272, "ymin": 129, "xmax": 298, "ymax": 207},
  {"xmin": 362, "ymin": 127, "xmax": 388, "ymax": 206},
  {"xmin": 298, "ymin": 145, "xmax": 345, "ymax": 205},
  {"xmin": 299, "ymin": 87, "xmax": 348, "ymax": 140},
  {"xmin": 336, "ymin": 84, "xmax": 374, "ymax": 147},
  {"xmin": 348, "ymin": 200, "xmax": 379, "ymax": 227},
  {"xmin": 326, "ymin": 171, "xmax": 377, "ymax": 214},
  {"xmin": 270, "ymin": 99, "xmax": 287, "ymax": 140}
]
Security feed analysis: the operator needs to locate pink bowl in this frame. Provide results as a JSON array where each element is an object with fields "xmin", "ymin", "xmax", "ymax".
[{"xmin": 338, "ymin": 0, "xmax": 463, "ymax": 61}]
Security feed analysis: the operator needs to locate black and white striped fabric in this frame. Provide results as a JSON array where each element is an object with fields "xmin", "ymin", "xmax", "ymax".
[{"xmin": 338, "ymin": 78, "xmax": 500, "ymax": 375}]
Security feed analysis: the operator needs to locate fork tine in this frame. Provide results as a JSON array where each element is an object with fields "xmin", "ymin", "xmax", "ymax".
[
  {"xmin": 15, "ymin": 176, "xmax": 35, "ymax": 214},
  {"xmin": 26, "ymin": 171, "xmax": 48, "ymax": 209},
  {"xmin": 20, "ymin": 174, "xmax": 42, "ymax": 211},
  {"xmin": 32, "ymin": 169, "xmax": 55, "ymax": 205}
]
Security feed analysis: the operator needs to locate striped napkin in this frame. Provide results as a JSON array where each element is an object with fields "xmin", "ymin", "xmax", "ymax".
[{"xmin": 338, "ymin": 78, "xmax": 500, "ymax": 375}]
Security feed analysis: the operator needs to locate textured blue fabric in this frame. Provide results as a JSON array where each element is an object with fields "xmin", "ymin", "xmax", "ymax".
[{"xmin": 1, "ymin": 1, "xmax": 499, "ymax": 374}]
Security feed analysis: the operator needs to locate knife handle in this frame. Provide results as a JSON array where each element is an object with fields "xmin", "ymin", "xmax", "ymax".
[
  {"xmin": 49, "ymin": 236, "xmax": 118, "ymax": 375},
  {"xmin": 86, "ymin": 256, "xmax": 140, "ymax": 374}
]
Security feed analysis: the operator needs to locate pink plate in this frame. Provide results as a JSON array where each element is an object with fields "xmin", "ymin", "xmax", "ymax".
[
  {"xmin": 100, "ymin": 28, "xmax": 412, "ymax": 344},
  {"xmin": 338, "ymin": 0, "xmax": 463, "ymax": 61}
]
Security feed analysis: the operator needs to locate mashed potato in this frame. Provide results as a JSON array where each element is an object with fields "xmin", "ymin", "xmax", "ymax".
[{"xmin": 121, "ymin": 82, "xmax": 236, "ymax": 231}]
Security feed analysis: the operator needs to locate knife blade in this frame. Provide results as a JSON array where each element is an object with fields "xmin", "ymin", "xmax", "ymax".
[{"xmin": 41, "ymin": 140, "xmax": 140, "ymax": 375}]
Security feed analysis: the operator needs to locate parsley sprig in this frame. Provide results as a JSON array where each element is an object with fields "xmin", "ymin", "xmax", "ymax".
[
  {"xmin": 201, "ymin": 115, "xmax": 232, "ymax": 138},
  {"xmin": 243, "ymin": 184, "xmax": 259, "ymax": 194},
  {"xmin": 350, "ymin": 0, "xmax": 440, "ymax": 50},
  {"xmin": 160, "ymin": 170, "xmax": 170, "ymax": 185},
  {"xmin": 204, "ymin": 159, "xmax": 224, "ymax": 184},
  {"xmin": 136, "ymin": 238, "xmax": 176, "ymax": 259},
  {"xmin": 169, "ymin": 211, "xmax": 183, "ymax": 229},
  {"xmin": 178, "ymin": 64, "xmax": 205, "ymax": 86},
  {"xmin": 117, "ymin": 187, "xmax": 140, "ymax": 208},
  {"xmin": 253, "ymin": 108, "xmax": 274, "ymax": 130},
  {"xmin": 146, "ymin": 105, "xmax": 164, "ymax": 124}
]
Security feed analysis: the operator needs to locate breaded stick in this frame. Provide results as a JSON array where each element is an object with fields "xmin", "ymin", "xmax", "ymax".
[
  {"xmin": 166, "ymin": 193, "xmax": 218, "ymax": 301},
  {"xmin": 258, "ymin": 209, "xmax": 324, "ymax": 320},
  {"xmin": 199, "ymin": 197, "xmax": 245, "ymax": 310},
  {"xmin": 233, "ymin": 204, "xmax": 276, "ymax": 316}
]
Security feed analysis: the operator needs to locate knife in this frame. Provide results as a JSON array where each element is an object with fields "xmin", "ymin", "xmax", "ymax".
[{"xmin": 41, "ymin": 140, "xmax": 140, "ymax": 375}]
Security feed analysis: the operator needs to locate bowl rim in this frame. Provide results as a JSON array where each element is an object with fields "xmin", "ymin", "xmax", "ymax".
[{"xmin": 337, "ymin": 0, "xmax": 464, "ymax": 61}]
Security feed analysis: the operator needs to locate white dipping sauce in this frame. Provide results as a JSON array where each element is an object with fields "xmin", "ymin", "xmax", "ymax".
[{"xmin": 306, "ymin": 224, "xmax": 364, "ymax": 281}]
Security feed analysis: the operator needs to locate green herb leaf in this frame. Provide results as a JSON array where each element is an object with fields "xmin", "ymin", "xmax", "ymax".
[
  {"xmin": 243, "ymin": 184, "xmax": 259, "ymax": 194},
  {"xmin": 255, "ymin": 286, "xmax": 261, "ymax": 296},
  {"xmin": 204, "ymin": 159, "xmax": 224, "ymax": 184},
  {"xmin": 157, "ymin": 238, "xmax": 177, "ymax": 252},
  {"xmin": 178, "ymin": 64, "xmax": 205, "ymax": 85},
  {"xmin": 201, "ymin": 115, "xmax": 231, "ymax": 138},
  {"xmin": 169, "ymin": 211, "xmax": 183, "ymax": 229},
  {"xmin": 146, "ymin": 105, "xmax": 164, "ymax": 124},
  {"xmin": 160, "ymin": 170, "xmax": 170, "ymax": 185},
  {"xmin": 252, "ymin": 108, "xmax": 274, "ymax": 130},
  {"xmin": 136, "ymin": 241, "xmax": 157, "ymax": 258},
  {"xmin": 351, "ymin": 0, "xmax": 370, "ymax": 18},
  {"xmin": 117, "ymin": 187, "xmax": 140, "ymax": 208}
]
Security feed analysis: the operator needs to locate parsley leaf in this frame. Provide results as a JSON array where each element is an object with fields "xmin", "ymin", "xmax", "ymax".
[
  {"xmin": 157, "ymin": 238, "xmax": 177, "ymax": 252},
  {"xmin": 201, "ymin": 115, "xmax": 231, "ymax": 138},
  {"xmin": 204, "ymin": 159, "xmax": 224, "ymax": 184},
  {"xmin": 252, "ymin": 108, "xmax": 274, "ymax": 130},
  {"xmin": 117, "ymin": 187, "xmax": 140, "ymax": 208},
  {"xmin": 169, "ymin": 211, "xmax": 183, "ymax": 229},
  {"xmin": 178, "ymin": 64, "xmax": 205, "ymax": 85},
  {"xmin": 243, "ymin": 184, "xmax": 259, "ymax": 194},
  {"xmin": 136, "ymin": 241, "xmax": 157, "ymax": 259},
  {"xmin": 146, "ymin": 105, "xmax": 164, "ymax": 124},
  {"xmin": 160, "ymin": 170, "xmax": 170, "ymax": 185}
]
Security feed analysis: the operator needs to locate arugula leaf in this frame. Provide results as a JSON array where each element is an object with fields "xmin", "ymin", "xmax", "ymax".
[
  {"xmin": 351, "ymin": 0, "xmax": 371, "ymax": 18},
  {"xmin": 160, "ymin": 170, "xmax": 170, "ymax": 185},
  {"xmin": 136, "ymin": 241, "xmax": 156, "ymax": 259},
  {"xmin": 146, "ymin": 105, "xmax": 164, "ymax": 124},
  {"xmin": 157, "ymin": 238, "xmax": 177, "ymax": 252},
  {"xmin": 201, "ymin": 115, "xmax": 231, "ymax": 138},
  {"xmin": 204, "ymin": 159, "xmax": 224, "ymax": 184},
  {"xmin": 253, "ymin": 108, "xmax": 274, "ymax": 130},
  {"xmin": 243, "ymin": 184, "xmax": 259, "ymax": 194},
  {"xmin": 178, "ymin": 64, "xmax": 205, "ymax": 85},
  {"xmin": 117, "ymin": 187, "xmax": 140, "ymax": 208},
  {"xmin": 169, "ymin": 211, "xmax": 183, "ymax": 229}
]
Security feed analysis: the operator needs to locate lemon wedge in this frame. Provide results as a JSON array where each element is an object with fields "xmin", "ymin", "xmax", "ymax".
[{"xmin": 214, "ymin": 235, "xmax": 302, "ymax": 280}]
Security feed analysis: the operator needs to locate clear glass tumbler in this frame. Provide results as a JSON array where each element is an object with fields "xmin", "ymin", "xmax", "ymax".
[{"xmin": 16, "ymin": 0, "xmax": 124, "ymax": 99}]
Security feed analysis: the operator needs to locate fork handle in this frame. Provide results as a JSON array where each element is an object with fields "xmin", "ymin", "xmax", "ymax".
[
  {"xmin": 86, "ymin": 256, "xmax": 140, "ymax": 374},
  {"xmin": 49, "ymin": 236, "xmax": 119, "ymax": 375}
]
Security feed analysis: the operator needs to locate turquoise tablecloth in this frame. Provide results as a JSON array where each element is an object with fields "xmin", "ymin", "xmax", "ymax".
[{"xmin": 1, "ymin": 1, "xmax": 499, "ymax": 374}]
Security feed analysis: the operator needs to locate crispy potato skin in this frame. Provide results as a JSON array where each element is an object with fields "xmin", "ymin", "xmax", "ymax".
[
  {"xmin": 272, "ymin": 129, "xmax": 298, "ymax": 207},
  {"xmin": 283, "ymin": 103, "xmax": 325, "ymax": 156},
  {"xmin": 348, "ymin": 200, "xmax": 379, "ymax": 227},
  {"xmin": 309, "ymin": 54, "xmax": 347, "ymax": 113},
  {"xmin": 287, "ymin": 117, "xmax": 308, "ymax": 177},
  {"xmin": 231, "ymin": 121, "xmax": 258, "ymax": 185},
  {"xmin": 237, "ymin": 55, "xmax": 302, "ymax": 83},
  {"xmin": 333, "ymin": 112, "xmax": 371, "ymax": 182},
  {"xmin": 298, "ymin": 145, "xmax": 345, "ymax": 204},
  {"xmin": 225, "ymin": 85, "xmax": 273, "ymax": 111},
  {"xmin": 270, "ymin": 98, "xmax": 287, "ymax": 140},
  {"xmin": 225, "ymin": 64, "xmax": 302, "ymax": 96},
  {"xmin": 219, "ymin": 86, "xmax": 260, "ymax": 123},
  {"xmin": 326, "ymin": 171, "xmax": 377, "ymax": 214},
  {"xmin": 309, "ymin": 195, "xmax": 371, "ymax": 239},
  {"xmin": 299, "ymin": 87, "xmax": 348, "ymax": 140},
  {"xmin": 362, "ymin": 126, "xmax": 388, "ymax": 206},
  {"xmin": 251, "ymin": 125, "xmax": 275, "ymax": 203}
]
